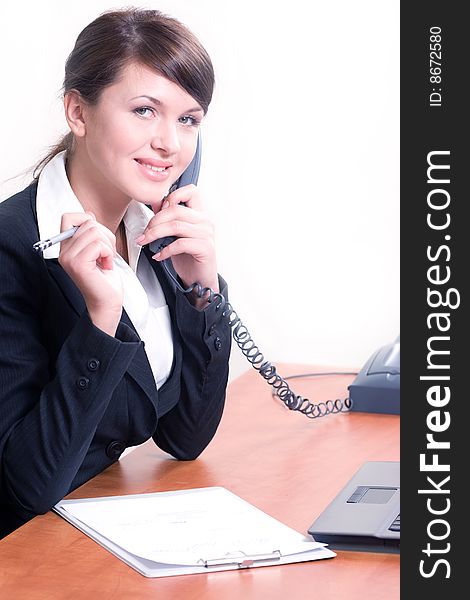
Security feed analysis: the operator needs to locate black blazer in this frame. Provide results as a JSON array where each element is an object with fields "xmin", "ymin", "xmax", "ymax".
[{"xmin": 0, "ymin": 181, "xmax": 231, "ymax": 538}]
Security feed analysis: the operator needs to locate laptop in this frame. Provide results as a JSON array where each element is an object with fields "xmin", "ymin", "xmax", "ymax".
[{"xmin": 308, "ymin": 461, "xmax": 400, "ymax": 553}]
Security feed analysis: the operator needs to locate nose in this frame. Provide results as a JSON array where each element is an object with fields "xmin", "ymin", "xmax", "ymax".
[{"xmin": 150, "ymin": 121, "xmax": 180, "ymax": 155}]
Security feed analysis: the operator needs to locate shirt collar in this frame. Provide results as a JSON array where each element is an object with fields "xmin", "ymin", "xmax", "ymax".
[
  {"xmin": 36, "ymin": 150, "xmax": 154, "ymax": 269},
  {"xmin": 122, "ymin": 197, "xmax": 155, "ymax": 272}
]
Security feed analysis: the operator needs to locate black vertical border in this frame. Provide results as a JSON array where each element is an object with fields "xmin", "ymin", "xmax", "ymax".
[{"xmin": 401, "ymin": 1, "xmax": 466, "ymax": 595}]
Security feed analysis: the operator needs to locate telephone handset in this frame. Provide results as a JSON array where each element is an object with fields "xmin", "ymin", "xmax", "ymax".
[
  {"xmin": 152, "ymin": 133, "xmax": 351, "ymax": 419},
  {"xmin": 150, "ymin": 133, "xmax": 202, "ymax": 254}
]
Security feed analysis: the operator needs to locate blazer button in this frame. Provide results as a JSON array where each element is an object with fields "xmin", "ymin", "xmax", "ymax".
[
  {"xmin": 87, "ymin": 358, "xmax": 100, "ymax": 371},
  {"xmin": 106, "ymin": 440, "xmax": 126, "ymax": 459},
  {"xmin": 208, "ymin": 324, "xmax": 217, "ymax": 336},
  {"xmin": 76, "ymin": 377, "xmax": 90, "ymax": 390},
  {"xmin": 214, "ymin": 336, "xmax": 222, "ymax": 351}
]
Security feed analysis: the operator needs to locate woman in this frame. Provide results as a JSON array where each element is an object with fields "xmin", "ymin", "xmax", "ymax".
[{"xmin": 0, "ymin": 7, "xmax": 231, "ymax": 538}]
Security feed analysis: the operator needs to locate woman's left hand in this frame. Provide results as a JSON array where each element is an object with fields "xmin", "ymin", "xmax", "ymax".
[{"xmin": 136, "ymin": 184, "xmax": 219, "ymax": 302}]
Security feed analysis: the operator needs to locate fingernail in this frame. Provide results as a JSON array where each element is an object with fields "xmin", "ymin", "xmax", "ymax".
[
  {"xmin": 162, "ymin": 200, "xmax": 169, "ymax": 210},
  {"xmin": 135, "ymin": 234, "xmax": 145, "ymax": 244},
  {"xmin": 152, "ymin": 252, "xmax": 161, "ymax": 260}
]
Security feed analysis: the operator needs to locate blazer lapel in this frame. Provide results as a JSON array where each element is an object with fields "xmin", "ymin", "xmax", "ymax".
[
  {"xmin": 143, "ymin": 245, "xmax": 178, "ymax": 301},
  {"xmin": 119, "ymin": 310, "xmax": 160, "ymax": 406}
]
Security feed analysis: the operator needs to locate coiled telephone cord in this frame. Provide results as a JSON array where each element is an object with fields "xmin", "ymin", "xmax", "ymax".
[{"xmin": 161, "ymin": 260, "xmax": 353, "ymax": 419}]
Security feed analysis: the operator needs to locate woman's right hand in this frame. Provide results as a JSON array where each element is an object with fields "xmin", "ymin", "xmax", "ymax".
[{"xmin": 58, "ymin": 212, "xmax": 123, "ymax": 336}]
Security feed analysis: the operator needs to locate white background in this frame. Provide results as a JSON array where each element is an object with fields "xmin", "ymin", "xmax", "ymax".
[{"xmin": 0, "ymin": 0, "xmax": 399, "ymax": 380}]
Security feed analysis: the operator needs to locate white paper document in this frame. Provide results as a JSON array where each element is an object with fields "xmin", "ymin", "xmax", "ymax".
[{"xmin": 54, "ymin": 486, "xmax": 336, "ymax": 577}]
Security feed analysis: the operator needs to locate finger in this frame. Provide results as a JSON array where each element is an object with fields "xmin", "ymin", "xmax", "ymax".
[
  {"xmin": 62, "ymin": 221, "xmax": 115, "ymax": 256},
  {"xmin": 95, "ymin": 242, "xmax": 115, "ymax": 270},
  {"xmin": 60, "ymin": 212, "xmax": 116, "ymax": 248},
  {"xmin": 60, "ymin": 212, "xmax": 94, "ymax": 233},
  {"xmin": 163, "ymin": 183, "xmax": 203, "ymax": 211},
  {"xmin": 60, "ymin": 223, "xmax": 115, "ymax": 259},
  {"xmin": 156, "ymin": 204, "xmax": 204, "ymax": 226},
  {"xmin": 146, "ymin": 204, "xmax": 208, "ymax": 229},
  {"xmin": 151, "ymin": 237, "xmax": 213, "ymax": 261},
  {"xmin": 136, "ymin": 206, "xmax": 208, "ymax": 245},
  {"xmin": 73, "ymin": 218, "xmax": 117, "ymax": 250},
  {"xmin": 70, "ymin": 239, "xmax": 115, "ymax": 271},
  {"xmin": 143, "ymin": 220, "xmax": 211, "ymax": 245}
]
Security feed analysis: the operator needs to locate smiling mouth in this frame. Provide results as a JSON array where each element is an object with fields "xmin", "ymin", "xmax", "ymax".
[{"xmin": 134, "ymin": 159, "xmax": 169, "ymax": 172}]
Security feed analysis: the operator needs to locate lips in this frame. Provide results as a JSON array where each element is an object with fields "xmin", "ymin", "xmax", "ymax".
[
  {"xmin": 134, "ymin": 158, "xmax": 172, "ymax": 171},
  {"xmin": 134, "ymin": 158, "xmax": 172, "ymax": 182}
]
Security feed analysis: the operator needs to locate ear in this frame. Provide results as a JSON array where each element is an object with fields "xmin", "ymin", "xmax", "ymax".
[{"xmin": 64, "ymin": 90, "xmax": 88, "ymax": 138}]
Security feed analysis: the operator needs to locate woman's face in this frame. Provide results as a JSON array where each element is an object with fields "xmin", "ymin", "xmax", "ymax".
[{"xmin": 78, "ymin": 61, "xmax": 204, "ymax": 207}]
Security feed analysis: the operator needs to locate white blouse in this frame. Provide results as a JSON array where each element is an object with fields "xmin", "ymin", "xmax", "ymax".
[{"xmin": 36, "ymin": 151, "xmax": 174, "ymax": 390}]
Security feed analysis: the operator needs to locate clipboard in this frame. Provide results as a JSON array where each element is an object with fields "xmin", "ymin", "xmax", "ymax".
[{"xmin": 54, "ymin": 487, "xmax": 336, "ymax": 577}]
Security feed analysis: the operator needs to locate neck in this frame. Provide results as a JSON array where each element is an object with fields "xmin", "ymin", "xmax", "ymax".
[{"xmin": 65, "ymin": 149, "xmax": 130, "ymax": 235}]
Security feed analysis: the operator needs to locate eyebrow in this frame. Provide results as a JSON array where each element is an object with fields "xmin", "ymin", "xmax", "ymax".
[{"xmin": 131, "ymin": 95, "xmax": 203, "ymax": 114}]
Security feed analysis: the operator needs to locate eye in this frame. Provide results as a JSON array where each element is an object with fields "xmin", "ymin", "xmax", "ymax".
[
  {"xmin": 179, "ymin": 115, "xmax": 201, "ymax": 127},
  {"xmin": 133, "ymin": 106, "xmax": 155, "ymax": 118}
]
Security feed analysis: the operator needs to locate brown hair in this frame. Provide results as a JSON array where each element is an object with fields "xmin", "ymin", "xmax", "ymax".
[{"xmin": 33, "ymin": 7, "xmax": 214, "ymax": 178}]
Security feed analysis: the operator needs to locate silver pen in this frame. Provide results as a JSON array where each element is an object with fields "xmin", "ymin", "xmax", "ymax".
[{"xmin": 33, "ymin": 226, "xmax": 79, "ymax": 253}]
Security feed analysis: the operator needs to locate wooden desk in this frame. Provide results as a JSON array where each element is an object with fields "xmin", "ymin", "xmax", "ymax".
[{"xmin": 0, "ymin": 365, "xmax": 399, "ymax": 600}]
